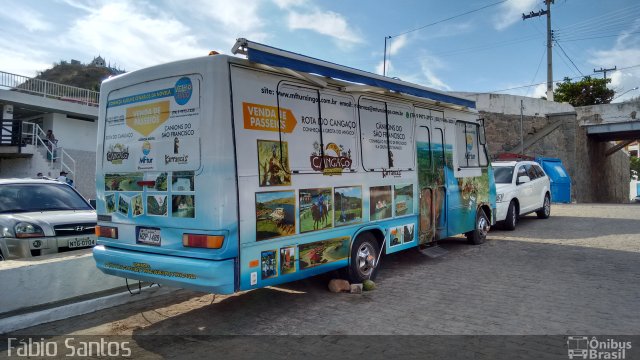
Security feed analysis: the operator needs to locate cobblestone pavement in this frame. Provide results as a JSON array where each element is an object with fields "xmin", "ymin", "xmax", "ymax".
[{"xmin": 5, "ymin": 204, "xmax": 640, "ymax": 358}]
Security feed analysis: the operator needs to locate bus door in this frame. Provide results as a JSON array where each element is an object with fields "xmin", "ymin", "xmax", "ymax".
[
  {"xmin": 416, "ymin": 124, "xmax": 435, "ymax": 244},
  {"xmin": 431, "ymin": 124, "xmax": 448, "ymax": 240}
]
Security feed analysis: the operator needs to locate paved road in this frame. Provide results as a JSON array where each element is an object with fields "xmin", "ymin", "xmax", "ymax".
[{"xmin": 4, "ymin": 204, "xmax": 640, "ymax": 358}]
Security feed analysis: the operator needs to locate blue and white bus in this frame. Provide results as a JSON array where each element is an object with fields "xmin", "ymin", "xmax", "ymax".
[{"xmin": 93, "ymin": 39, "xmax": 496, "ymax": 293}]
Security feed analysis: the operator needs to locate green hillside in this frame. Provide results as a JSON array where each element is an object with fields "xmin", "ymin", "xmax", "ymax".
[{"xmin": 34, "ymin": 60, "xmax": 124, "ymax": 91}]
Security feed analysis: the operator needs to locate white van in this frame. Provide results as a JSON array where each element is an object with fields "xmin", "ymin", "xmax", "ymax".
[{"xmin": 93, "ymin": 39, "xmax": 496, "ymax": 294}]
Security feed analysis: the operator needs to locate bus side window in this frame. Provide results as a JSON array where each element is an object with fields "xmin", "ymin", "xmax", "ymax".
[
  {"xmin": 277, "ymin": 83, "xmax": 322, "ymax": 173},
  {"xmin": 319, "ymin": 91, "xmax": 359, "ymax": 172},
  {"xmin": 359, "ymin": 98, "xmax": 390, "ymax": 171}
]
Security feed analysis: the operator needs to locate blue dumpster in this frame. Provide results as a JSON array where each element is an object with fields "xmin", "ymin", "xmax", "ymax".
[{"xmin": 536, "ymin": 157, "xmax": 571, "ymax": 203}]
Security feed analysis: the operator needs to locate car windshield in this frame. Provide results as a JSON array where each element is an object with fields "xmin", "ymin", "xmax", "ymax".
[
  {"xmin": 0, "ymin": 183, "xmax": 92, "ymax": 213},
  {"xmin": 494, "ymin": 166, "xmax": 514, "ymax": 184}
]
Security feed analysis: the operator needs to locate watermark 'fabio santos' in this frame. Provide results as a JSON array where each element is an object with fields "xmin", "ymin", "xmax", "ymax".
[
  {"xmin": 6, "ymin": 337, "xmax": 131, "ymax": 358},
  {"xmin": 567, "ymin": 336, "xmax": 632, "ymax": 359}
]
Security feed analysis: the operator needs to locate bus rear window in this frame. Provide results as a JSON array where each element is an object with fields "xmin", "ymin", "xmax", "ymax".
[{"xmin": 103, "ymin": 75, "xmax": 202, "ymax": 173}]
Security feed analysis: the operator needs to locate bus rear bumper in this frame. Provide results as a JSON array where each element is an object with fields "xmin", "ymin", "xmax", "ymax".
[{"xmin": 93, "ymin": 245, "xmax": 236, "ymax": 294}]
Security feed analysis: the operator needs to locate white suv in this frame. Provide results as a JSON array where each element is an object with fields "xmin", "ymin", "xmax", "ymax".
[
  {"xmin": 0, "ymin": 178, "xmax": 96, "ymax": 260},
  {"xmin": 493, "ymin": 161, "xmax": 551, "ymax": 230}
]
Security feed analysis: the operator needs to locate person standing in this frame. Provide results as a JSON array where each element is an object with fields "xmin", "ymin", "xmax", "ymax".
[{"xmin": 46, "ymin": 130, "xmax": 58, "ymax": 161}]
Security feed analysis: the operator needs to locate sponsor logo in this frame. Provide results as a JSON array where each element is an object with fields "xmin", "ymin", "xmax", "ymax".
[
  {"xmin": 165, "ymin": 154, "xmax": 189, "ymax": 165},
  {"xmin": 106, "ymin": 143, "xmax": 129, "ymax": 164},
  {"xmin": 309, "ymin": 142, "xmax": 352, "ymax": 176},
  {"xmin": 174, "ymin": 77, "xmax": 193, "ymax": 105},
  {"xmin": 466, "ymin": 133, "xmax": 474, "ymax": 151},
  {"xmin": 138, "ymin": 141, "xmax": 154, "ymax": 169},
  {"xmin": 382, "ymin": 169, "xmax": 402, "ymax": 178}
]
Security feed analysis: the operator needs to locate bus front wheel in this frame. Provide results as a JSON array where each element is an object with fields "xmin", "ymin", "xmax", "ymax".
[
  {"xmin": 347, "ymin": 232, "xmax": 380, "ymax": 283},
  {"xmin": 466, "ymin": 210, "xmax": 489, "ymax": 245}
]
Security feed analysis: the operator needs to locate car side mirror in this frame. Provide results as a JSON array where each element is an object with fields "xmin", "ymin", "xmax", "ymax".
[
  {"xmin": 89, "ymin": 199, "xmax": 97, "ymax": 209},
  {"xmin": 517, "ymin": 176, "xmax": 531, "ymax": 184}
]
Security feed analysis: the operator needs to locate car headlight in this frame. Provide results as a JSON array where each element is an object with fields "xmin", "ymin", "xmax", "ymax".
[
  {"xmin": 14, "ymin": 222, "xmax": 45, "ymax": 238},
  {"xmin": 496, "ymin": 193, "xmax": 504, "ymax": 203}
]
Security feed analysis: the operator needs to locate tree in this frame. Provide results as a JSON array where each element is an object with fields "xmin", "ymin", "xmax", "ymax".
[
  {"xmin": 631, "ymin": 156, "xmax": 640, "ymax": 180},
  {"xmin": 553, "ymin": 76, "xmax": 615, "ymax": 106}
]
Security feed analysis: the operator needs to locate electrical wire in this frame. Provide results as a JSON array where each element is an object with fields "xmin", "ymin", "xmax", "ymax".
[
  {"xmin": 554, "ymin": 40, "xmax": 584, "ymax": 76},
  {"xmin": 554, "ymin": 47, "xmax": 580, "ymax": 78},
  {"xmin": 388, "ymin": 0, "xmax": 510, "ymax": 38},
  {"xmin": 555, "ymin": 30, "xmax": 640, "ymax": 43},
  {"xmin": 525, "ymin": 46, "xmax": 547, "ymax": 97},
  {"xmin": 487, "ymin": 63, "xmax": 640, "ymax": 93}
]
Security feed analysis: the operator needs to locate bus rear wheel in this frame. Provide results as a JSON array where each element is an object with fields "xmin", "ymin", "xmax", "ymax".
[
  {"xmin": 347, "ymin": 233, "xmax": 380, "ymax": 283},
  {"xmin": 466, "ymin": 210, "xmax": 489, "ymax": 245}
]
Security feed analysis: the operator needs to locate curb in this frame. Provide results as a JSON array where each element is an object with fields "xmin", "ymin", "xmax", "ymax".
[{"xmin": 0, "ymin": 286, "xmax": 176, "ymax": 334}]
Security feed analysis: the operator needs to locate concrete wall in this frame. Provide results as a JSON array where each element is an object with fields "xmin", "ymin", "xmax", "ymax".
[
  {"xmin": 53, "ymin": 116, "xmax": 98, "ymax": 152},
  {"xmin": 65, "ymin": 148, "xmax": 97, "ymax": 199},
  {"xmin": 0, "ymin": 250, "xmax": 124, "ymax": 315},
  {"xmin": 455, "ymin": 93, "xmax": 575, "ymax": 116},
  {"xmin": 576, "ymin": 100, "xmax": 640, "ymax": 125},
  {"xmin": 574, "ymin": 127, "xmax": 629, "ymax": 203}
]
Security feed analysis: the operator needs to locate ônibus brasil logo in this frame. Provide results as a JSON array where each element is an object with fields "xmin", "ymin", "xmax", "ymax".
[{"xmin": 567, "ymin": 336, "xmax": 632, "ymax": 359}]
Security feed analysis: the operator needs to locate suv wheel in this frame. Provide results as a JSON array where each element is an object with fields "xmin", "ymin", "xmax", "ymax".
[
  {"xmin": 503, "ymin": 201, "xmax": 517, "ymax": 230},
  {"xmin": 536, "ymin": 194, "xmax": 551, "ymax": 219}
]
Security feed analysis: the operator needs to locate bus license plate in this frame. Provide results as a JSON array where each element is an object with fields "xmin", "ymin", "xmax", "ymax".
[
  {"xmin": 68, "ymin": 238, "xmax": 97, "ymax": 248},
  {"xmin": 136, "ymin": 227, "xmax": 161, "ymax": 246}
]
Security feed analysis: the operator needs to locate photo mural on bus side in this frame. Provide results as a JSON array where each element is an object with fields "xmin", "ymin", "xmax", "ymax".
[
  {"xmin": 299, "ymin": 188, "xmax": 333, "ymax": 232},
  {"xmin": 255, "ymin": 191, "xmax": 296, "ymax": 241},
  {"xmin": 257, "ymin": 139, "xmax": 291, "ymax": 187},
  {"xmin": 334, "ymin": 186, "xmax": 363, "ymax": 227}
]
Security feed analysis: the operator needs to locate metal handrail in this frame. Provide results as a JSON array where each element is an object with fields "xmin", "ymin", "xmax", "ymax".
[
  {"xmin": 0, "ymin": 70, "xmax": 99, "ymax": 107},
  {"xmin": 21, "ymin": 122, "xmax": 76, "ymax": 180}
]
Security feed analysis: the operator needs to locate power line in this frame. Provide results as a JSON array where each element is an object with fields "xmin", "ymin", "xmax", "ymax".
[
  {"xmin": 553, "ymin": 46, "xmax": 580, "ymax": 78},
  {"xmin": 389, "ymin": 0, "xmax": 510, "ymax": 38},
  {"xmin": 525, "ymin": 47, "xmax": 547, "ymax": 97},
  {"xmin": 486, "ymin": 63, "xmax": 640, "ymax": 93},
  {"xmin": 555, "ymin": 30, "xmax": 640, "ymax": 43},
  {"xmin": 555, "ymin": 3, "xmax": 640, "ymax": 32},
  {"xmin": 383, "ymin": 0, "xmax": 511, "ymax": 76},
  {"xmin": 554, "ymin": 40, "xmax": 583, "ymax": 76}
]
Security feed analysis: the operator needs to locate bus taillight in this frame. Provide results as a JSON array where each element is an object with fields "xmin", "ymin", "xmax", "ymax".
[
  {"xmin": 182, "ymin": 234, "xmax": 224, "ymax": 249},
  {"xmin": 96, "ymin": 225, "xmax": 118, "ymax": 239}
]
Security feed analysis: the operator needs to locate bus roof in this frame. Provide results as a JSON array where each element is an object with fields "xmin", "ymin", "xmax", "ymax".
[{"xmin": 231, "ymin": 38, "xmax": 476, "ymax": 110}]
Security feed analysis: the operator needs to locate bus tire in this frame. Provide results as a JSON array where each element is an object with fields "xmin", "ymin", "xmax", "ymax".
[
  {"xmin": 466, "ymin": 209, "xmax": 489, "ymax": 245},
  {"xmin": 347, "ymin": 232, "xmax": 380, "ymax": 283}
]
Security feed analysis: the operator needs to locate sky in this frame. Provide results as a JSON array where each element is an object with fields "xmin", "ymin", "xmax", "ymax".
[{"xmin": 1, "ymin": 0, "xmax": 640, "ymax": 102}]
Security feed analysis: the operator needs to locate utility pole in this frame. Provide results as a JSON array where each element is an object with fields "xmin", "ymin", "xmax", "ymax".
[
  {"xmin": 383, "ymin": 36, "xmax": 391, "ymax": 77},
  {"xmin": 594, "ymin": 66, "xmax": 616, "ymax": 80},
  {"xmin": 523, "ymin": 0, "xmax": 554, "ymax": 101},
  {"xmin": 520, "ymin": 100, "xmax": 524, "ymax": 156}
]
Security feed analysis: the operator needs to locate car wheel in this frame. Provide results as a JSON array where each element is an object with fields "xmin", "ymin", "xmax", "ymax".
[
  {"xmin": 347, "ymin": 232, "xmax": 380, "ymax": 283},
  {"xmin": 466, "ymin": 209, "xmax": 489, "ymax": 245},
  {"xmin": 504, "ymin": 201, "xmax": 517, "ymax": 231},
  {"xmin": 536, "ymin": 194, "xmax": 551, "ymax": 219},
  {"xmin": 0, "ymin": 251, "xmax": 4, "ymax": 261}
]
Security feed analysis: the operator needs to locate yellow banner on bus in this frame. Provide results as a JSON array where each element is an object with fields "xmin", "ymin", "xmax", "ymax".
[
  {"xmin": 243, "ymin": 102, "xmax": 297, "ymax": 133},
  {"xmin": 126, "ymin": 101, "xmax": 170, "ymax": 136}
]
